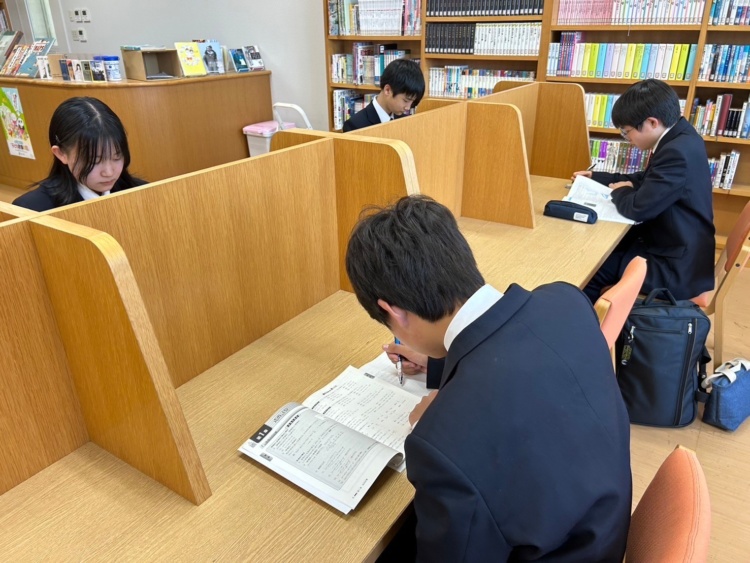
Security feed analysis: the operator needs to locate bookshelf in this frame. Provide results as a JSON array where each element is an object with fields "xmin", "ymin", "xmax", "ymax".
[
  {"xmin": 0, "ymin": 1, "xmax": 12, "ymax": 32},
  {"xmin": 322, "ymin": 0, "xmax": 750, "ymax": 242}
]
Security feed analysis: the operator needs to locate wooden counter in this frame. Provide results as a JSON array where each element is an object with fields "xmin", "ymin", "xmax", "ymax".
[{"xmin": 0, "ymin": 72, "xmax": 272, "ymax": 188}]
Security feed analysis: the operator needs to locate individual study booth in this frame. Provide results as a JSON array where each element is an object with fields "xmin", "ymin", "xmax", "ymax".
[
  {"xmin": 272, "ymin": 82, "xmax": 629, "ymax": 290},
  {"xmin": 0, "ymin": 136, "xmax": 423, "ymax": 561}
]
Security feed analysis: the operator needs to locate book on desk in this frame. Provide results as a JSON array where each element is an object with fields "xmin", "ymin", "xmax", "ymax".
[{"xmin": 239, "ymin": 355, "xmax": 428, "ymax": 514}]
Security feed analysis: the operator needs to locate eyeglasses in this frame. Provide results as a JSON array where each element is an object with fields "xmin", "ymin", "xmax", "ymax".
[{"xmin": 619, "ymin": 121, "xmax": 644, "ymax": 140}]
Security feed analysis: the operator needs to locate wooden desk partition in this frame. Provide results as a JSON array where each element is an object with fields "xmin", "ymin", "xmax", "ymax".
[
  {"xmin": 28, "ymin": 216, "xmax": 210, "ymax": 504},
  {"xmin": 0, "ymin": 201, "xmax": 36, "ymax": 222},
  {"xmin": 45, "ymin": 137, "xmax": 413, "ymax": 386},
  {"xmin": 484, "ymin": 82, "xmax": 591, "ymax": 178},
  {"xmin": 0, "ymin": 220, "xmax": 88, "ymax": 496}
]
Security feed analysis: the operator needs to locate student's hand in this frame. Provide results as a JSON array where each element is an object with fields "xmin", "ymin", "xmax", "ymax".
[
  {"xmin": 571, "ymin": 170, "xmax": 593, "ymax": 181},
  {"xmin": 609, "ymin": 181, "xmax": 634, "ymax": 189},
  {"xmin": 382, "ymin": 342, "xmax": 427, "ymax": 375},
  {"xmin": 409, "ymin": 391, "xmax": 438, "ymax": 427}
]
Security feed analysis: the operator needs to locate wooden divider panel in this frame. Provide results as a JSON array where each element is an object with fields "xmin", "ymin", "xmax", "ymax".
[
  {"xmin": 481, "ymin": 83, "xmax": 539, "ymax": 166},
  {"xmin": 530, "ymin": 83, "xmax": 591, "ymax": 178},
  {"xmin": 49, "ymin": 141, "xmax": 340, "ymax": 387},
  {"xmin": 348, "ymin": 104, "xmax": 467, "ymax": 216},
  {"xmin": 29, "ymin": 216, "xmax": 211, "ymax": 504},
  {"xmin": 0, "ymin": 201, "xmax": 37, "ymax": 222},
  {"xmin": 491, "ymin": 82, "xmax": 529, "ymax": 93},
  {"xmin": 462, "ymin": 103, "xmax": 535, "ymax": 228},
  {"xmin": 0, "ymin": 221, "xmax": 88, "ymax": 495},
  {"xmin": 415, "ymin": 98, "xmax": 461, "ymax": 113}
]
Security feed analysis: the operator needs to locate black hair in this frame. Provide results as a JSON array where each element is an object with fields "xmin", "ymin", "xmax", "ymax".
[
  {"xmin": 346, "ymin": 195, "xmax": 484, "ymax": 326},
  {"xmin": 379, "ymin": 59, "xmax": 425, "ymax": 107},
  {"xmin": 611, "ymin": 79, "xmax": 681, "ymax": 129},
  {"xmin": 35, "ymin": 97, "xmax": 138, "ymax": 207}
]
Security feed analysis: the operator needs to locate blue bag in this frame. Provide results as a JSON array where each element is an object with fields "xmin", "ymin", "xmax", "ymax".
[{"xmin": 699, "ymin": 358, "xmax": 750, "ymax": 431}]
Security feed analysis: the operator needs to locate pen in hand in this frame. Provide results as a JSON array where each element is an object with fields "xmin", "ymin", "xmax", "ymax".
[
  {"xmin": 394, "ymin": 338, "xmax": 404, "ymax": 386},
  {"xmin": 587, "ymin": 162, "xmax": 597, "ymax": 172}
]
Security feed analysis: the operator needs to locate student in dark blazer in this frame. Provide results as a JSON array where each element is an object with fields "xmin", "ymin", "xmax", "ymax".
[
  {"xmin": 347, "ymin": 196, "xmax": 632, "ymax": 562},
  {"xmin": 573, "ymin": 79, "xmax": 715, "ymax": 302},
  {"xmin": 14, "ymin": 97, "xmax": 146, "ymax": 212},
  {"xmin": 342, "ymin": 59, "xmax": 425, "ymax": 132}
]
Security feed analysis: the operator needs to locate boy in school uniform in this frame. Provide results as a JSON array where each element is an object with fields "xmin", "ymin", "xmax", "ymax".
[
  {"xmin": 573, "ymin": 79, "xmax": 715, "ymax": 302},
  {"xmin": 342, "ymin": 58, "xmax": 425, "ymax": 132},
  {"xmin": 347, "ymin": 195, "xmax": 632, "ymax": 562}
]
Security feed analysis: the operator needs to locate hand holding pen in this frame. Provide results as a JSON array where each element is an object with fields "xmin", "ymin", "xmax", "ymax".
[
  {"xmin": 382, "ymin": 341, "xmax": 428, "ymax": 376},
  {"xmin": 570, "ymin": 162, "xmax": 598, "ymax": 183},
  {"xmin": 394, "ymin": 338, "xmax": 404, "ymax": 386}
]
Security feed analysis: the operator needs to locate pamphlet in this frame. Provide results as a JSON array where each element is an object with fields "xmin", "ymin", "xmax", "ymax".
[{"xmin": 563, "ymin": 175, "xmax": 636, "ymax": 225}]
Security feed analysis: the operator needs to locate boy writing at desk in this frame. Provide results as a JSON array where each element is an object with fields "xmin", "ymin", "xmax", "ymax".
[
  {"xmin": 572, "ymin": 79, "xmax": 715, "ymax": 302},
  {"xmin": 348, "ymin": 196, "xmax": 631, "ymax": 561},
  {"xmin": 342, "ymin": 58, "xmax": 424, "ymax": 132}
]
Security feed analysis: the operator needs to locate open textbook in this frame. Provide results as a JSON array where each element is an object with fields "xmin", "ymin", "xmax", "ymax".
[
  {"xmin": 239, "ymin": 359, "xmax": 428, "ymax": 514},
  {"xmin": 564, "ymin": 175, "xmax": 636, "ymax": 225}
]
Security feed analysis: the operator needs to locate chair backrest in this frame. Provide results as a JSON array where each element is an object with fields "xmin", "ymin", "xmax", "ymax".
[
  {"xmin": 273, "ymin": 102, "xmax": 313, "ymax": 129},
  {"xmin": 693, "ymin": 199, "xmax": 750, "ymax": 311},
  {"xmin": 627, "ymin": 446, "xmax": 711, "ymax": 563},
  {"xmin": 595, "ymin": 256, "xmax": 647, "ymax": 348}
]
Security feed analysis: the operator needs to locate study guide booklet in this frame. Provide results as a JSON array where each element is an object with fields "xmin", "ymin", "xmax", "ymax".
[
  {"xmin": 239, "ymin": 365, "xmax": 424, "ymax": 514},
  {"xmin": 563, "ymin": 175, "xmax": 636, "ymax": 225}
]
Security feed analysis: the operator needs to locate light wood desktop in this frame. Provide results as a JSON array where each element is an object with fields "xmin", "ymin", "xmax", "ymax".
[
  {"xmin": 0, "ymin": 171, "xmax": 627, "ymax": 560},
  {"xmin": 0, "ymin": 72, "xmax": 272, "ymax": 189}
]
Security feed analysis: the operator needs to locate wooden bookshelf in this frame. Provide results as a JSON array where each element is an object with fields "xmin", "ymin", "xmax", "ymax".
[
  {"xmin": 322, "ymin": 0, "xmax": 750, "ymax": 239},
  {"xmin": 0, "ymin": 1, "xmax": 12, "ymax": 32}
]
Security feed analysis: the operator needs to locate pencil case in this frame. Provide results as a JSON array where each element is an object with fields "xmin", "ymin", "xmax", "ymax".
[{"xmin": 543, "ymin": 200, "xmax": 598, "ymax": 224}]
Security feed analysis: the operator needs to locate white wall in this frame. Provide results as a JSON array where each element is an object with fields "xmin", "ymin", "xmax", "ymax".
[{"xmin": 8, "ymin": 0, "xmax": 329, "ymax": 129}]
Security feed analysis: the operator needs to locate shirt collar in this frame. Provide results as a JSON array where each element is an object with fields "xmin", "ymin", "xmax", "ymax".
[
  {"xmin": 77, "ymin": 183, "xmax": 110, "ymax": 201},
  {"xmin": 653, "ymin": 125, "xmax": 672, "ymax": 152},
  {"xmin": 372, "ymin": 97, "xmax": 392, "ymax": 124},
  {"xmin": 444, "ymin": 284, "xmax": 504, "ymax": 351}
]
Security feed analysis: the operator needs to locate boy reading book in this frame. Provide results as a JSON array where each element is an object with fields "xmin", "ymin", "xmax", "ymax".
[
  {"xmin": 572, "ymin": 78, "xmax": 715, "ymax": 302},
  {"xmin": 346, "ymin": 195, "xmax": 632, "ymax": 561},
  {"xmin": 342, "ymin": 58, "xmax": 424, "ymax": 132}
]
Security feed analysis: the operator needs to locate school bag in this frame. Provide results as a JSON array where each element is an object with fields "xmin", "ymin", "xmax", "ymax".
[{"xmin": 615, "ymin": 288, "xmax": 711, "ymax": 427}]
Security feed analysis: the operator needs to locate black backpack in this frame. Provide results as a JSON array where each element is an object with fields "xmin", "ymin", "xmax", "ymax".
[{"xmin": 615, "ymin": 288, "xmax": 711, "ymax": 427}]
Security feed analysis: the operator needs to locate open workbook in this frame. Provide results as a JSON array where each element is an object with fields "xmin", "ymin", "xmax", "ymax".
[
  {"xmin": 564, "ymin": 175, "xmax": 636, "ymax": 225},
  {"xmin": 239, "ymin": 357, "xmax": 429, "ymax": 514}
]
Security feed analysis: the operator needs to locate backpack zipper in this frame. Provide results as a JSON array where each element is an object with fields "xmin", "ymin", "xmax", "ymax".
[{"xmin": 674, "ymin": 321, "xmax": 697, "ymax": 426}]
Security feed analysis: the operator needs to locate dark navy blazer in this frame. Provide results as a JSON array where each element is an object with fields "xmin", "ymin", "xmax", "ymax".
[
  {"xmin": 592, "ymin": 117, "xmax": 715, "ymax": 300},
  {"xmin": 342, "ymin": 101, "xmax": 382, "ymax": 132},
  {"xmin": 407, "ymin": 283, "xmax": 632, "ymax": 562},
  {"xmin": 13, "ymin": 176, "xmax": 148, "ymax": 212}
]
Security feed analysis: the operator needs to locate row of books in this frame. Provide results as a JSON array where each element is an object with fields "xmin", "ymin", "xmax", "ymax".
[
  {"xmin": 689, "ymin": 94, "xmax": 750, "ymax": 138},
  {"xmin": 590, "ymin": 137, "xmax": 652, "ymax": 175},
  {"xmin": 708, "ymin": 0, "xmax": 750, "ymax": 25},
  {"xmin": 425, "ymin": 22, "xmax": 541, "ymax": 55},
  {"xmin": 0, "ymin": 37, "xmax": 54, "ymax": 78},
  {"xmin": 332, "ymin": 89, "xmax": 377, "ymax": 130},
  {"xmin": 331, "ymin": 48, "xmax": 412, "ymax": 85},
  {"xmin": 0, "ymin": 30, "xmax": 22, "ymax": 68},
  {"xmin": 0, "ymin": 10, "xmax": 10, "ymax": 33},
  {"xmin": 557, "ymin": 0, "xmax": 706, "ymax": 24},
  {"xmin": 428, "ymin": 66, "xmax": 534, "ymax": 98},
  {"xmin": 328, "ymin": 0, "xmax": 422, "ymax": 36},
  {"xmin": 585, "ymin": 93, "xmax": 687, "ymax": 128},
  {"xmin": 426, "ymin": 0, "xmax": 544, "ymax": 16},
  {"xmin": 697, "ymin": 44, "xmax": 750, "ymax": 83},
  {"xmin": 710, "ymin": 150, "xmax": 740, "ymax": 189},
  {"xmin": 171, "ymin": 42, "xmax": 264, "ymax": 77},
  {"xmin": 548, "ymin": 38, "xmax": 697, "ymax": 81},
  {"xmin": 53, "ymin": 57, "xmax": 109, "ymax": 82}
]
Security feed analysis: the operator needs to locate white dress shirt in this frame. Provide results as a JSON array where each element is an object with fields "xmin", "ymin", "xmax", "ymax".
[
  {"xmin": 77, "ymin": 183, "xmax": 110, "ymax": 201},
  {"xmin": 444, "ymin": 284, "xmax": 504, "ymax": 352},
  {"xmin": 372, "ymin": 97, "xmax": 392, "ymax": 124}
]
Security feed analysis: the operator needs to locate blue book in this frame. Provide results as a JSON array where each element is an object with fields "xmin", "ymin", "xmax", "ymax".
[
  {"xmin": 15, "ymin": 37, "xmax": 54, "ymax": 77},
  {"xmin": 684, "ymin": 44, "xmax": 698, "ymax": 80},
  {"xmin": 647, "ymin": 43, "xmax": 659, "ymax": 78},
  {"xmin": 640, "ymin": 44, "xmax": 652, "ymax": 79},
  {"xmin": 604, "ymin": 95, "xmax": 615, "ymax": 129},
  {"xmin": 596, "ymin": 43, "xmax": 608, "ymax": 78}
]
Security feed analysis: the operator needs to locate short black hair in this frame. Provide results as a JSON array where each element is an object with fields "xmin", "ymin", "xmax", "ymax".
[
  {"xmin": 611, "ymin": 79, "xmax": 681, "ymax": 129},
  {"xmin": 346, "ymin": 195, "xmax": 484, "ymax": 326},
  {"xmin": 380, "ymin": 59, "xmax": 425, "ymax": 107}
]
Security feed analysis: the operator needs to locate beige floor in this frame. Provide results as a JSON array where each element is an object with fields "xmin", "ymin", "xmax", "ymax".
[{"xmin": 1, "ymin": 181, "xmax": 749, "ymax": 558}]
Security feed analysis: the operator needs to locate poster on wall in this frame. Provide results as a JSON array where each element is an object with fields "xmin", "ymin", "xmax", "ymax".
[{"xmin": 0, "ymin": 87, "xmax": 35, "ymax": 159}]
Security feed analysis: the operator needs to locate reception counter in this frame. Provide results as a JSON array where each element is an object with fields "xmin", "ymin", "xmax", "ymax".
[{"xmin": 0, "ymin": 71, "xmax": 272, "ymax": 188}]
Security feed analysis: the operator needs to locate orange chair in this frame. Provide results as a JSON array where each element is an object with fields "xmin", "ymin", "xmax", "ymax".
[
  {"xmin": 691, "ymin": 200, "xmax": 750, "ymax": 366},
  {"xmin": 627, "ymin": 445, "xmax": 711, "ymax": 563},
  {"xmin": 594, "ymin": 257, "xmax": 648, "ymax": 357}
]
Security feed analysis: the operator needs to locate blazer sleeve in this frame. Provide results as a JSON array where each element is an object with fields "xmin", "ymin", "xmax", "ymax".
[
  {"xmin": 407, "ymin": 433, "xmax": 511, "ymax": 562},
  {"xmin": 610, "ymin": 145, "xmax": 687, "ymax": 222}
]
